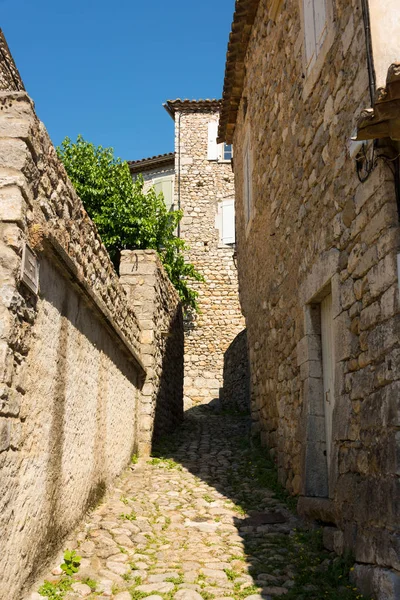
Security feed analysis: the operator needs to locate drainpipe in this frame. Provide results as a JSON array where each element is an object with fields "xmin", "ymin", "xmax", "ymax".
[{"xmin": 361, "ymin": 0, "xmax": 376, "ymax": 105}]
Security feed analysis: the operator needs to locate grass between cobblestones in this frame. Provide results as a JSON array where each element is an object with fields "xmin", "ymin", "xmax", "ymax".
[
  {"xmin": 36, "ymin": 410, "xmax": 369, "ymax": 600},
  {"xmin": 152, "ymin": 411, "xmax": 370, "ymax": 600}
]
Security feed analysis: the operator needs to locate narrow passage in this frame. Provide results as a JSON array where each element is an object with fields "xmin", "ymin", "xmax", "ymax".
[{"xmin": 31, "ymin": 407, "xmax": 367, "ymax": 600}]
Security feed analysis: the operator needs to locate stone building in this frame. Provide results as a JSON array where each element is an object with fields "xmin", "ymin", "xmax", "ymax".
[
  {"xmin": 130, "ymin": 100, "xmax": 247, "ymax": 408},
  {"xmin": 218, "ymin": 1, "xmax": 400, "ymax": 598}
]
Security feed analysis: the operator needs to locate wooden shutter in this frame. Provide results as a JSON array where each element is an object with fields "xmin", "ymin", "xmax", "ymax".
[
  {"xmin": 314, "ymin": 0, "xmax": 327, "ymax": 52},
  {"xmin": 207, "ymin": 121, "xmax": 218, "ymax": 160},
  {"xmin": 221, "ymin": 199, "xmax": 235, "ymax": 244},
  {"xmin": 153, "ymin": 176, "xmax": 174, "ymax": 210},
  {"xmin": 303, "ymin": 0, "xmax": 316, "ymax": 70}
]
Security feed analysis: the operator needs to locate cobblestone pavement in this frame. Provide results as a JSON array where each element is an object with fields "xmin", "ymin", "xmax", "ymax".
[{"xmin": 29, "ymin": 407, "xmax": 366, "ymax": 600}]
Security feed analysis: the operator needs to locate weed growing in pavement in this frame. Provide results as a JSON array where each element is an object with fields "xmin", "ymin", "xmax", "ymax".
[
  {"xmin": 61, "ymin": 549, "xmax": 81, "ymax": 576},
  {"xmin": 203, "ymin": 494, "xmax": 213, "ymax": 503},
  {"xmin": 37, "ymin": 549, "xmax": 82, "ymax": 598},
  {"xmin": 129, "ymin": 590, "xmax": 148, "ymax": 600},
  {"xmin": 224, "ymin": 568, "xmax": 237, "ymax": 581},
  {"xmin": 147, "ymin": 457, "xmax": 182, "ymax": 470},
  {"xmin": 119, "ymin": 510, "xmax": 137, "ymax": 521},
  {"xmin": 38, "ymin": 578, "xmax": 72, "ymax": 599},
  {"xmin": 80, "ymin": 576, "xmax": 97, "ymax": 591},
  {"xmin": 165, "ymin": 573, "xmax": 184, "ymax": 585}
]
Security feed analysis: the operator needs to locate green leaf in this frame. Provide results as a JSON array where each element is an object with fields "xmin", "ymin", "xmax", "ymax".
[{"xmin": 57, "ymin": 136, "xmax": 203, "ymax": 309}]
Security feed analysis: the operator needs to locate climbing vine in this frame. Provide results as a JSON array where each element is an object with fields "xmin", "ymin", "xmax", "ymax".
[{"xmin": 57, "ymin": 135, "xmax": 203, "ymax": 309}]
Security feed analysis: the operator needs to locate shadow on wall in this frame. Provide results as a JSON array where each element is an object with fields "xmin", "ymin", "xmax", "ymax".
[
  {"xmin": 151, "ymin": 305, "xmax": 185, "ymax": 448},
  {"xmin": 220, "ymin": 328, "xmax": 250, "ymax": 412},
  {"xmin": 22, "ymin": 256, "xmax": 142, "ymax": 589}
]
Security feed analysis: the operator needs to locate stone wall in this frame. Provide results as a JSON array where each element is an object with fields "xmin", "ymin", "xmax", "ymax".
[
  {"xmin": 220, "ymin": 329, "xmax": 250, "ymax": 413},
  {"xmin": 174, "ymin": 108, "xmax": 246, "ymax": 407},
  {"xmin": 0, "ymin": 37, "xmax": 183, "ymax": 600},
  {"xmin": 120, "ymin": 250, "xmax": 184, "ymax": 454},
  {"xmin": 228, "ymin": 0, "xmax": 400, "ymax": 596}
]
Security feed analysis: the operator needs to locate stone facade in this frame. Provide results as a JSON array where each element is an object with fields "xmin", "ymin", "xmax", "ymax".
[
  {"xmin": 120, "ymin": 249, "xmax": 184, "ymax": 454},
  {"xmin": 130, "ymin": 103, "xmax": 248, "ymax": 409},
  {"xmin": 0, "ymin": 37, "xmax": 184, "ymax": 600},
  {"xmin": 168, "ymin": 101, "xmax": 246, "ymax": 407},
  {"xmin": 218, "ymin": 1, "xmax": 400, "ymax": 598}
]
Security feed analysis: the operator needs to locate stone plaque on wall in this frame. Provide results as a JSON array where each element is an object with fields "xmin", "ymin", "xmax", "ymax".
[{"xmin": 20, "ymin": 242, "xmax": 39, "ymax": 295}]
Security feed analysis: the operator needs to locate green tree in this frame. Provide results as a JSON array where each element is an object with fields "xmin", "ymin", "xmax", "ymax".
[{"xmin": 57, "ymin": 135, "xmax": 203, "ymax": 308}]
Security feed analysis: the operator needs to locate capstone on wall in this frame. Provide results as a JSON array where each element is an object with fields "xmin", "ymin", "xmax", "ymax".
[
  {"xmin": 0, "ymin": 39, "xmax": 183, "ymax": 600},
  {"xmin": 174, "ymin": 108, "xmax": 246, "ymax": 407},
  {"xmin": 230, "ymin": 0, "xmax": 399, "ymax": 596}
]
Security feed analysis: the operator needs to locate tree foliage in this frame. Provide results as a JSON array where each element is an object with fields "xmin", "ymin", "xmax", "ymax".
[{"xmin": 57, "ymin": 135, "xmax": 203, "ymax": 308}]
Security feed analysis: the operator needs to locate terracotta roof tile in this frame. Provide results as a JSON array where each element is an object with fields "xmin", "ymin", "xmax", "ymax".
[
  {"xmin": 164, "ymin": 99, "xmax": 222, "ymax": 119},
  {"xmin": 128, "ymin": 152, "xmax": 175, "ymax": 174},
  {"xmin": 218, "ymin": 0, "xmax": 261, "ymax": 144}
]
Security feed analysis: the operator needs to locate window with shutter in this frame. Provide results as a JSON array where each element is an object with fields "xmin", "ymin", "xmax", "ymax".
[
  {"xmin": 216, "ymin": 198, "xmax": 235, "ymax": 246},
  {"xmin": 303, "ymin": 0, "xmax": 328, "ymax": 74},
  {"xmin": 153, "ymin": 175, "xmax": 174, "ymax": 211},
  {"xmin": 207, "ymin": 121, "xmax": 218, "ymax": 160},
  {"xmin": 221, "ymin": 198, "xmax": 235, "ymax": 245}
]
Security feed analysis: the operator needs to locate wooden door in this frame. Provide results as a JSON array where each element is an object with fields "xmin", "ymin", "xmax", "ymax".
[{"xmin": 321, "ymin": 293, "xmax": 335, "ymax": 471}]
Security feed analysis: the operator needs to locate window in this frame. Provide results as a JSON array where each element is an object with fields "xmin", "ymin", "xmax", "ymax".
[
  {"xmin": 243, "ymin": 138, "xmax": 253, "ymax": 226},
  {"xmin": 216, "ymin": 198, "xmax": 235, "ymax": 246},
  {"xmin": 218, "ymin": 143, "xmax": 233, "ymax": 162},
  {"xmin": 153, "ymin": 175, "xmax": 174, "ymax": 211},
  {"xmin": 207, "ymin": 121, "xmax": 233, "ymax": 162},
  {"xmin": 303, "ymin": 0, "xmax": 327, "ymax": 74}
]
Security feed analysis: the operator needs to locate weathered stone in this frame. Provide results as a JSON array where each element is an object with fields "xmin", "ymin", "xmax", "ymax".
[
  {"xmin": 71, "ymin": 583, "xmax": 92, "ymax": 597},
  {"xmin": 136, "ymin": 583, "xmax": 175, "ymax": 594},
  {"xmin": 174, "ymin": 590, "xmax": 204, "ymax": 600}
]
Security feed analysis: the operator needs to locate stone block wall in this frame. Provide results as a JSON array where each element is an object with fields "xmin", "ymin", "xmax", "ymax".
[
  {"xmin": 0, "ymin": 37, "xmax": 183, "ymax": 600},
  {"xmin": 120, "ymin": 250, "xmax": 184, "ymax": 454},
  {"xmin": 174, "ymin": 108, "xmax": 246, "ymax": 407},
  {"xmin": 229, "ymin": 0, "xmax": 400, "ymax": 595},
  {"xmin": 220, "ymin": 329, "xmax": 250, "ymax": 413}
]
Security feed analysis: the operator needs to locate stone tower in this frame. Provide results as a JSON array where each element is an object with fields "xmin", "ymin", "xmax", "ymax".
[
  {"xmin": 129, "ymin": 100, "xmax": 247, "ymax": 409},
  {"xmin": 164, "ymin": 99, "xmax": 246, "ymax": 408}
]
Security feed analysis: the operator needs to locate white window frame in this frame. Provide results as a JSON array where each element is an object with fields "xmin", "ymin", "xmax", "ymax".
[
  {"xmin": 300, "ymin": 0, "xmax": 335, "ymax": 99},
  {"xmin": 218, "ymin": 142, "xmax": 233, "ymax": 163}
]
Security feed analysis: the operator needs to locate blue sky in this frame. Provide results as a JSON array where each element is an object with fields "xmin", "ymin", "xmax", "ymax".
[{"xmin": 2, "ymin": 0, "xmax": 235, "ymax": 160}]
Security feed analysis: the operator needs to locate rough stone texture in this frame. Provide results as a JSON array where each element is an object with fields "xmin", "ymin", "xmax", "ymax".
[
  {"xmin": 120, "ymin": 249, "xmax": 184, "ymax": 454},
  {"xmin": 173, "ymin": 107, "xmax": 246, "ymax": 407},
  {"xmin": 27, "ymin": 410, "xmax": 331, "ymax": 600},
  {"xmin": 224, "ymin": 0, "xmax": 400, "ymax": 595},
  {"xmin": 0, "ymin": 89, "xmax": 142, "ymax": 599},
  {"xmin": 0, "ymin": 39, "xmax": 183, "ymax": 600},
  {"xmin": 0, "ymin": 30, "xmax": 25, "ymax": 91},
  {"xmin": 220, "ymin": 329, "xmax": 250, "ymax": 413}
]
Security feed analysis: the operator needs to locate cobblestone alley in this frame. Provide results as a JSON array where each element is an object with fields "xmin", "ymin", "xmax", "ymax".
[{"xmin": 29, "ymin": 408, "xmax": 367, "ymax": 600}]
